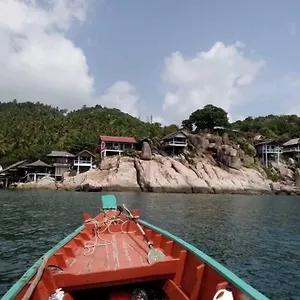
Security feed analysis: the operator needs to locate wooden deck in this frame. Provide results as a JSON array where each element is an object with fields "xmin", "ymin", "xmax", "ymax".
[
  {"xmin": 66, "ymin": 232, "xmax": 150, "ymax": 274},
  {"xmin": 44, "ymin": 212, "xmax": 179, "ymax": 292}
]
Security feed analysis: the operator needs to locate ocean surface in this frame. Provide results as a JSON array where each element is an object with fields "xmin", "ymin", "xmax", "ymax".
[{"xmin": 0, "ymin": 190, "xmax": 299, "ymax": 299}]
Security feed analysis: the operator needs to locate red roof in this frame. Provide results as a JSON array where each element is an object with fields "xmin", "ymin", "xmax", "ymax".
[{"xmin": 99, "ymin": 136, "xmax": 136, "ymax": 143}]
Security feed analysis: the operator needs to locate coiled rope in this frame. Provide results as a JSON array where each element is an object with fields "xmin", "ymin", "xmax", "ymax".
[
  {"xmin": 83, "ymin": 213, "xmax": 135, "ymax": 256},
  {"xmin": 21, "ymin": 212, "xmax": 136, "ymax": 299}
]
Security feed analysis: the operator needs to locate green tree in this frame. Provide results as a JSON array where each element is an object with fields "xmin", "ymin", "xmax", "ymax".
[
  {"xmin": 233, "ymin": 114, "xmax": 300, "ymax": 141},
  {"xmin": 162, "ymin": 124, "xmax": 179, "ymax": 136},
  {"xmin": 182, "ymin": 119, "xmax": 193, "ymax": 131},
  {"xmin": 184, "ymin": 104, "xmax": 229, "ymax": 132},
  {"xmin": 258, "ymin": 127, "xmax": 277, "ymax": 139}
]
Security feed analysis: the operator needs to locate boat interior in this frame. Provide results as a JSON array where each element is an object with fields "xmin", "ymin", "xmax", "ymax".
[
  {"xmin": 70, "ymin": 280, "xmax": 166, "ymax": 299},
  {"xmin": 13, "ymin": 197, "xmax": 247, "ymax": 300}
]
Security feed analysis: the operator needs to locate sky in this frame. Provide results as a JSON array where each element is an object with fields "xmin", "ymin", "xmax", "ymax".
[{"xmin": 1, "ymin": 0, "xmax": 300, "ymax": 126}]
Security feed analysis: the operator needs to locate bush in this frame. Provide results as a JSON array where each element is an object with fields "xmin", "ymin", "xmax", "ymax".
[
  {"xmin": 122, "ymin": 149, "xmax": 138, "ymax": 157},
  {"xmin": 263, "ymin": 167, "xmax": 282, "ymax": 182}
]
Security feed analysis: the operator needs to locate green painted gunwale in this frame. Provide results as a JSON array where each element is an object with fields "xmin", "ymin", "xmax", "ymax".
[
  {"xmin": 1, "ymin": 225, "xmax": 85, "ymax": 300},
  {"xmin": 140, "ymin": 220, "xmax": 270, "ymax": 300},
  {"xmin": 2, "ymin": 220, "xmax": 270, "ymax": 300}
]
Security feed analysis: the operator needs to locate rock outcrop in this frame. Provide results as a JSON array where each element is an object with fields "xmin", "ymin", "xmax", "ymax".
[
  {"xmin": 188, "ymin": 135, "xmax": 209, "ymax": 151},
  {"xmin": 62, "ymin": 156, "xmax": 141, "ymax": 192},
  {"xmin": 270, "ymin": 162, "xmax": 294, "ymax": 184},
  {"xmin": 140, "ymin": 141, "xmax": 152, "ymax": 160},
  {"xmin": 14, "ymin": 133, "xmax": 300, "ymax": 195},
  {"xmin": 16, "ymin": 155, "xmax": 280, "ymax": 194},
  {"xmin": 71, "ymin": 155, "xmax": 278, "ymax": 194},
  {"xmin": 216, "ymin": 145, "xmax": 242, "ymax": 170},
  {"xmin": 16, "ymin": 176, "xmax": 61, "ymax": 190}
]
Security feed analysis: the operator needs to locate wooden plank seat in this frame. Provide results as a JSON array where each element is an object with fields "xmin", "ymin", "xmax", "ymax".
[{"xmin": 53, "ymin": 259, "xmax": 179, "ymax": 291}]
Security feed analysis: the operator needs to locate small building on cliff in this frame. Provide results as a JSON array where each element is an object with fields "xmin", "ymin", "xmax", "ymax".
[
  {"xmin": 281, "ymin": 138, "xmax": 300, "ymax": 163},
  {"xmin": 22, "ymin": 159, "xmax": 52, "ymax": 182},
  {"xmin": 46, "ymin": 150, "xmax": 75, "ymax": 180},
  {"xmin": 254, "ymin": 140, "xmax": 282, "ymax": 166},
  {"xmin": 161, "ymin": 130, "xmax": 188, "ymax": 155},
  {"xmin": 74, "ymin": 150, "xmax": 96, "ymax": 174},
  {"xmin": 98, "ymin": 135, "xmax": 136, "ymax": 159},
  {"xmin": 0, "ymin": 160, "xmax": 28, "ymax": 188}
]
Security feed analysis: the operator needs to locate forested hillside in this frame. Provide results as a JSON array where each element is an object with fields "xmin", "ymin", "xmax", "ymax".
[
  {"xmin": 182, "ymin": 104, "xmax": 300, "ymax": 141},
  {"xmin": 1, "ymin": 100, "xmax": 300, "ymax": 168},
  {"xmin": 0, "ymin": 101, "xmax": 177, "ymax": 167},
  {"xmin": 232, "ymin": 115, "xmax": 300, "ymax": 141}
]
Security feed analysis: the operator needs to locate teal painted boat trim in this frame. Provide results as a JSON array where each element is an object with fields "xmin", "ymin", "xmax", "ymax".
[
  {"xmin": 101, "ymin": 194, "xmax": 117, "ymax": 211},
  {"xmin": 1, "ymin": 224, "xmax": 85, "ymax": 300},
  {"xmin": 140, "ymin": 220, "xmax": 270, "ymax": 300}
]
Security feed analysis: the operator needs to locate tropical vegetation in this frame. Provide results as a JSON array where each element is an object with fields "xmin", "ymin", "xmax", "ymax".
[
  {"xmin": 1, "ymin": 101, "xmax": 300, "ymax": 167},
  {"xmin": 182, "ymin": 105, "xmax": 229, "ymax": 131},
  {"xmin": 0, "ymin": 100, "xmax": 178, "ymax": 167},
  {"xmin": 183, "ymin": 104, "xmax": 300, "ymax": 142}
]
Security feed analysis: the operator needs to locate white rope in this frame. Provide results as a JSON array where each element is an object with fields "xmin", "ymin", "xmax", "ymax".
[
  {"xmin": 18, "ymin": 213, "xmax": 137, "ymax": 298},
  {"xmin": 83, "ymin": 213, "xmax": 136, "ymax": 256}
]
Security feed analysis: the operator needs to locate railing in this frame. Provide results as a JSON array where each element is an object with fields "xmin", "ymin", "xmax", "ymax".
[
  {"xmin": 172, "ymin": 140, "xmax": 187, "ymax": 144},
  {"xmin": 101, "ymin": 149, "xmax": 123, "ymax": 153},
  {"xmin": 260, "ymin": 147, "xmax": 300, "ymax": 154},
  {"xmin": 105, "ymin": 146, "xmax": 122, "ymax": 150},
  {"xmin": 74, "ymin": 160, "xmax": 92, "ymax": 164},
  {"xmin": 282, "ymin": 147, "xmax": 300, "ymax": 153},
  {"xmin": 104, "ymin": 143, "xmax": 133, "ymax": 150},
  {"xmin": 164, "ymin": 140, "xmax": 187, "ymax": 147},
  {"xmin": 262, "ymin": 148, "xmax": 282, "ymax": 153}
]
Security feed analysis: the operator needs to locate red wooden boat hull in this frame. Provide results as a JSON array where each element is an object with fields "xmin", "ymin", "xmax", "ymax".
[{"xmin": 2, "ymin": 198, "xmax": 269, "ymax": 300}]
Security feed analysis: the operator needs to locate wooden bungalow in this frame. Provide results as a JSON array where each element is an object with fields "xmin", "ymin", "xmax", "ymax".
[
  {"xmin": 46, "ymin": 151, "xmax": 75, "ymax": 180},
  {"xmin": 161, "ymin": 130, "xmax": 188, "ymax": 155},
  {"xmin": 280, "ymin": 138, "xmax": 300, "ymax": 163},
  {"xmin": 0, "ymin": 160, "xmax": 27, "ymax": 188},
  {"xmin": 254, "ymin": 140, "xmax": 282, "ymax": 166},
  {"xmin": 22, "ymin": 159, "xmax": 52, "ymax": 182},
  {"xmin": 74, "ymin": 150, "xmax": 96, "ymax": 174},
  {"xmin": 98, "ymin": 136, "xmax": 136, "ymax": 159}
]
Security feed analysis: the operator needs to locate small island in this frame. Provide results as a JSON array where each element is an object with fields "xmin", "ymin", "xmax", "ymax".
[{"xmin": 1, "ymin": 101, "xmax": 300, "ymax": 195}]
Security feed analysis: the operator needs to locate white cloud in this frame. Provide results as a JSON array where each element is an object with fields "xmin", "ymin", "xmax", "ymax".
[
  {"xmin": 161, "ymin": 41, "xmax": 265, "ymax": 124},
  {"xmin": 98, "ymin": 81, "xmax": 139, "ymax": 117},
  {"xmin": 0, "ymin": 0, "xmax": 95, "ymax": 109},
  {"xmin": 0, "ymin": 0, "xmax": 140, "ymax": 115}
]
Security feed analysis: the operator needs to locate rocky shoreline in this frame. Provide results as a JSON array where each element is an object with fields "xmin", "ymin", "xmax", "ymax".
[
  {"xmin": 15, "ymin": 155, "xmax": 300, "ymax": 195},
  {"xmin": 13, "ymin": 132, "xmax": 300, "ymax": 196}
]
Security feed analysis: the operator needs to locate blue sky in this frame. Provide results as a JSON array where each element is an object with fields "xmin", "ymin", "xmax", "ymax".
[{"xmin": 1, "ymin": 0, "xmax": 300, "ymax": 125}]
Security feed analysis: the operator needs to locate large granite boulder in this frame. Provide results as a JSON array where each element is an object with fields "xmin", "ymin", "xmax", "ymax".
[
  {"xmin": 189, "ymin": 135, "xmax": 209, "ymax": 151},
  {"xmin": 216, "ymin": 145, "xmax": 242, "ymax": 170},
  {"xmin": 140, "ymin": 141, "xmax": 152, "ymax": 160}
]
